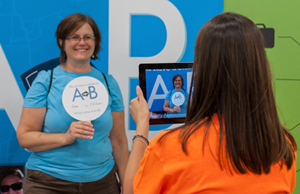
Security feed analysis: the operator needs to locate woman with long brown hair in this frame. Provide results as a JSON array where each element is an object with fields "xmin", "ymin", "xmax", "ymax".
[{"xmin": 124, "ymin": 12, "xmax": 297, "ymax": 194}]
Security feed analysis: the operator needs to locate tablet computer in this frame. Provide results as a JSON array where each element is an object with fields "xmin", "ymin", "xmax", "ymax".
[{"xmin": 139, "ymin": 62, "xmax": 193, "ymax": 125}]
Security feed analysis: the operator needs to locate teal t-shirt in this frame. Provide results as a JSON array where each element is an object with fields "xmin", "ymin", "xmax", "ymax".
[
  {"xmin": 23, "ymin": 65, "xmax": 124, "ymax": 182},
  {"xmin": 165, "ymin": 89, "xmax": 188, "ymax": 118}
]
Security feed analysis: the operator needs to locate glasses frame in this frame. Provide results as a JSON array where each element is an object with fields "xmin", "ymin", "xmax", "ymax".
[{"xmin": 65, "ymin": 36, "xmax": 96, "ymax": 43}]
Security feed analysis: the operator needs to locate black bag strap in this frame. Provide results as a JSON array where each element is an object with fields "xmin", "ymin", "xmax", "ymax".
[
  {"xmin": 47, "ymin": 70, "xmax": 53, "ymax": 97},
  {"xmin": 46, "ymin": 70, "xmax": 111, "ymax": 97},
  {"xmin": 101, "ymin": 72, "xmax": 111, "ymax": 96}
]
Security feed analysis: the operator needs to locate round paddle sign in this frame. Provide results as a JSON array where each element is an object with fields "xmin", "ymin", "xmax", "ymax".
[
  {"xmin": 171, "ymin": 92, "xmax": 185, "ymax": 106},
  {"xmin": 62, "ymin": 76, "xmax": 109, "ymax": 121}
]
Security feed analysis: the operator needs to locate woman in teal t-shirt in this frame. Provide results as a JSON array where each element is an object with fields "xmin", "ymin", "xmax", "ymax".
[
  {"xmin": 163, "ymin": 74, "xmax": 188, "ymax": 118},
  {"xmin": 17, "ymin": 13, "xmax": 128, "ymax": 194}
]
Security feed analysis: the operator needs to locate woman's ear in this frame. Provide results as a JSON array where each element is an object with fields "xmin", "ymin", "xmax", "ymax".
[{"xmin": 59, "ymin": 39, "xmax": 63, "ymax": 48}]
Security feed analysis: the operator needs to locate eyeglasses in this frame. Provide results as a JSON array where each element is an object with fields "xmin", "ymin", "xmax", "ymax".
[
  {"xmin": 65, "ymin": 36, "xmax": 95, "ymax": 43},
  {"xmin": 0, "ymin": 182, "xmax": 22, "ymax": 192}
]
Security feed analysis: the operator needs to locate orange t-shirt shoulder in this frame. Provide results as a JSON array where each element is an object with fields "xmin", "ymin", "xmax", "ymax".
[{"xmin": 133, "ymin": 115, "xmax": 296, "ymax": 194}]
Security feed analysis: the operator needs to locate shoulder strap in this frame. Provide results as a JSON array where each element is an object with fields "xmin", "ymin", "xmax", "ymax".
[
  {"xmin": 91, "ymin": 65, "xmax": 110, "ymax": 96},
  {"xmin": 182, "ymin": 88, "xmax": 188, "ymax": 97},
  {"xmin": 168, "ymin": 89, "xmax": 173, "ymax": 99},
  {"xmin": 101, "ymin": 72, "xmax": 111, "ymax": 96},
  {"xmin": 47, "ymin": 70, "xmax": 53, "ymax": 97}
]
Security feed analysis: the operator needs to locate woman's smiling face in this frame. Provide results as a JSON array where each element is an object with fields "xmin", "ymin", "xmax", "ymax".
[
  {"xmin": 174, "ymin": 77, "xmax": 182, "ymax": 88},
  {"xmin": 63, "ymin": 23, "xmax": 95, "ymax": 65}
]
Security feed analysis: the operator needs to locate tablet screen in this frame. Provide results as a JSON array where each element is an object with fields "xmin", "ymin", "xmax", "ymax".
[{"xmin": 139, "ymin": 62, "xmax": 193, "ymax": 125}]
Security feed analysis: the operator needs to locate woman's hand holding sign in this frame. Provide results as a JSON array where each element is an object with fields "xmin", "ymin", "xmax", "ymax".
[
  {"xmin": 62, "ymin": 76, "xmax": 109, "ymax": 144},
  {"xmin": 64, "ymin": 121, "xmax": 95, "ymax": 145},
  {"xmin": 173, "ymin": 106, "xmax": 181, "ymax": 112}
]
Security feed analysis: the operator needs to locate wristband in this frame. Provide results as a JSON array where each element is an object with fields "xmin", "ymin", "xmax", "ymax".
[
  {"xmin": 132, "ymin": 134, "xmax": 149, "ymax": 145},
  {"xmin": 133, "ymin": 138, "xmax": 148, "ymax": 147}
]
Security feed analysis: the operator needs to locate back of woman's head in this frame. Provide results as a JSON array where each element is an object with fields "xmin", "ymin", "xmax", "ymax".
[
  {"xmin": 190, "ymin": 12, "xmax": 268, "ymax": 121},
  {"xmin": 183, "ymin": 12, "xmax": 296, "ymax": 174}
]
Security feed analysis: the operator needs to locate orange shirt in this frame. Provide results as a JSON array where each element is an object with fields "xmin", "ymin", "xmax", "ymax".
[{"xmin": 133, "ymin": 116, "xmax": 296, "ymax": 194}]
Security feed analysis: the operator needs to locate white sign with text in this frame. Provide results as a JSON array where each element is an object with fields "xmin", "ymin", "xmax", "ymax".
[{"xmin": 62, "ymin": 76, "xmax": 109, "ymax": 121}]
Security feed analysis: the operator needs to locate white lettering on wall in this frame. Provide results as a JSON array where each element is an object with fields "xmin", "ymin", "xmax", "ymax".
[
  {"xmin": 109, "ymin": 0, "xmax": 187, "ymax": 142},
  {"xmin": 0, "ymin": 44, "xmax": 24, "ymax": 131},
  {"xmin": 147, "ymin": 75, "xmax": 169, "ymax": 109}
]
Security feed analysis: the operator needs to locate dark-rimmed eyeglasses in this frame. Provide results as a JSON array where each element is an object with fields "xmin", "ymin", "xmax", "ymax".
[
  {"xmin": 0, "ymin": 182, "xmax": 23, "ymax": 193},
  {"xmin": 65, "ymin": 36, "xmax": 95, "ymax": 43}
]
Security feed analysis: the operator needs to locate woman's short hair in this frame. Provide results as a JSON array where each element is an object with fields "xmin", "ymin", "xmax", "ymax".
[
  {"xmin": 172, "ymin": 74, "xmax": 184, "ymax": 88},
  {"xmin": 55, "ymin": 13, "xmax": 101, "ymax": 64}
]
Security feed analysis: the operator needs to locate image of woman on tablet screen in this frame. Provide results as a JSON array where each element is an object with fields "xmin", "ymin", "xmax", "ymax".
[{"xmin": 163, "ymin": 74, "xmax": 188, "ymax": 118}]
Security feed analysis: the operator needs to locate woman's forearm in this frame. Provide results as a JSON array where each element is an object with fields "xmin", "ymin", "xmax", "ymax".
[
  {"xmin": 18, "ymin": 131, "xmax": 67, "ymax": 152},
  {"xmin": 17, "ymin": 107, "xmax": 68, "ymax": 152},
  {"xmin": 163, "ymin": 106, "xmax": 175, "ymax": 113},
  {"xmin": 123, "ymin": 140, "xmax": 147, "ymax": 194},
  {"xmin": 124, "ymin": 86, "xmax": 150, "ymax": 194},
  {"xmin": 110, "ymin": 110, "xmax": 129, "ymax": 187},
  {"xmin": 163, "ymin": 100, "xmax": 175, "ymax": 113},
  {"xmin": 112, "ymin": 139, "xmax": 129, "ymax": 187}
]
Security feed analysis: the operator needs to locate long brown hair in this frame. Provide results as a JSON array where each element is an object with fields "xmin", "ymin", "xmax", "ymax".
[
  {"xmin": 160, "ymin": 12, "xmax": 297, "ymax": 174},
  {"xmin": 55, "ymin": 13, "xmax": 101, "ymax": 64}
]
